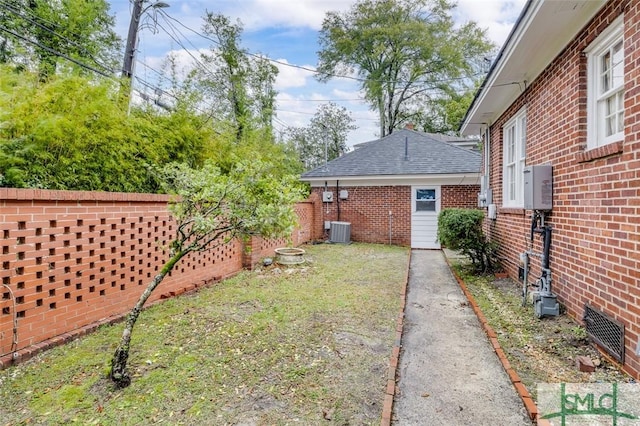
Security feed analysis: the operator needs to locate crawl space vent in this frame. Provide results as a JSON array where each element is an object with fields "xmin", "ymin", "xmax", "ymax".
[{"xmin": 583, "ymin": 304, "xmax": 625, "ymax": 363}]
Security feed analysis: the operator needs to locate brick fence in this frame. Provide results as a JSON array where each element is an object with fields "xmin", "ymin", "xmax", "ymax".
[{"xmin": 0, "ymin": 188, "xmax": 320, "ymax": 367}]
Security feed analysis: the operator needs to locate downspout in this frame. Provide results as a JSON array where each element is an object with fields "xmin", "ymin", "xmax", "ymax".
[{"xmin": 336, "ymin": 180, "xmax": 340, "ymax": 222}]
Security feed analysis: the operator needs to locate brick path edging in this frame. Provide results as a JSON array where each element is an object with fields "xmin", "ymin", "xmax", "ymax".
[
  {"xmin": 444, "ymin": 257, "xmax": 543, "ymax": 425},
  {"xmin": 380, "ymin": 249, "xmax": 411, "ymax": 426}
]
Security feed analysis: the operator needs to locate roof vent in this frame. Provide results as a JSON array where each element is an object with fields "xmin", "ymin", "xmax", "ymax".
[{"xmin": 330, "ymin": 221, "xmax": 351, "ymax": 244}]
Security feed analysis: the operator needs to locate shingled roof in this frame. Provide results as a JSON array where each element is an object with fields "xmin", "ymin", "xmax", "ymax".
[{"xmin": 301, "ymin": 129, "xmax": 481, "ymax": 179}]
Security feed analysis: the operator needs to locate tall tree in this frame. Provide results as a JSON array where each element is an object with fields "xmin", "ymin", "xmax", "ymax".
[
  {"xmin": 196, "ymin": 13, "xmax": 278, "ymax": 142},
  {"xmin": 288, "ymin": 102, "xmax": 356, "ymax": 171},
  {"xmin": 110, "ymin": 160, "xmax": 304, "ymax": 388},
  {"xmin": 316, "ymin": 0, "xmax": 492, "ymax": 137},
  {"xmin": 310, "ymin": 103, "xmax": 356, "ymax": 160},
  {"xmin": 0, "ymin": 0, "xmax": 121, "ymax": 80}
]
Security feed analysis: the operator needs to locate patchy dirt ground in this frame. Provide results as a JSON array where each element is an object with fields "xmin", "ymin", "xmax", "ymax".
[
  {"xmin": 453, "ymin": 264, "xmax": 634, "ymax": 401},
  {"xmin": 0, "ymin": 243, "xmax": 408, "ymax": 426}
]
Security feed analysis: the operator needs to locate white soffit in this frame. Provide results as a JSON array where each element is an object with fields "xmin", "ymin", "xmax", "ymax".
[{"xmin": 461, "ymin": 0, "xmax": 606, "ymax": 136}]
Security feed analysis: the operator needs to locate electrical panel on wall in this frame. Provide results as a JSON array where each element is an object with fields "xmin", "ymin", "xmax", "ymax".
[
  {"xmin": 523, "ymin": 165, "xmax": 553, "ymax": 210},
  {"xmin": 322, "ymin": 191, "xmax": 334, "ymax": 202},
  {"xmin": 478, "ymin": 189, "xmax": 492, "ymax": 208}
]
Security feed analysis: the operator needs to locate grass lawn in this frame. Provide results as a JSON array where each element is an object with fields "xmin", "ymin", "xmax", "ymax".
[
  {"xmin": 0, "ymin": 243, "xmax": 408, "ymax": 425},
  {"xmin": 450, "ymin": 261, "xmax": 632, "ymax": 401}
]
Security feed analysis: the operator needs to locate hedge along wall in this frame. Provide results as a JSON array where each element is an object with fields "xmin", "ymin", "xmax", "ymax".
[{"xmin": 0, "ymin": 188, "xmax": 317, "ymax": 367}]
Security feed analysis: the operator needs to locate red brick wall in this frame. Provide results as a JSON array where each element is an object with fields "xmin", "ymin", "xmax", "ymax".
[
  {"xmin": 0, "ymin": 189, "xmax": 314, "ymax": 366},
  {"xmin": 311, "ymin": 186, "xmax": 412, "ymax": 246},
  {"xmin": 242, "ymin": 198, "xmax": 320, "ymax": 269},
  {"xmin": 485, "ymin": 0, "xmax": 640, "ymax": 378},
  {"xmin": 442, "ymin": 185, "xmax": 480, "ymax": 209},
  {"xmin": 310, "ymin": 184, "xmax": 479, "ymax": 246}
]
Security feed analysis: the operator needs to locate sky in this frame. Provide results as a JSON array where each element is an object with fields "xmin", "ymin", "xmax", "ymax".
[{"xmin": 108, "ymin": 0, "xmax": 527, "ymax": 147}]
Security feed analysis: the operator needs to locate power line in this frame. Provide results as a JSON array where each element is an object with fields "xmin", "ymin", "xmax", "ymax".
[
  {"xmin": 156, "ymin": 9, "xmax": 484, "ymax": 88},
  {"xmin": 0, "ymin": 24, "xmax": 117, "ymax": 79},
  {"xmin": 277, "ymin": 97, "xmax": 365, "ymax": 102},
  {"xmin": 0, "ymin": 0, "xmax": 116, "ymax": 74}
]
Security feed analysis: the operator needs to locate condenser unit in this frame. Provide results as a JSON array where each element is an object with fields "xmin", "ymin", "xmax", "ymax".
[{"xmin": 330, "ymin": 221, "xmax": 351, "ymax": 244}]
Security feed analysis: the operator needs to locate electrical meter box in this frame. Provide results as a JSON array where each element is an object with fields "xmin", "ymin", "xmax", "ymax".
[{"xmin": 523, "ymin": 165, "xmax": 553, "ymax": 210}]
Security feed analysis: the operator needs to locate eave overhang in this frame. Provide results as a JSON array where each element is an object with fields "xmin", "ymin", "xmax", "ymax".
[{"xmin": 460, "ymin": 0, "xmax": 606, "ymax": 136}]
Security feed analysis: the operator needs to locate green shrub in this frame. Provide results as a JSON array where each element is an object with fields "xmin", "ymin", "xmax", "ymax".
[
  {"xmin": 0, "ymin": 66, "xmax": 303, "ymax": 193},
  {"xmin": 437, "ymin": 208, "xmax": 498, "ymax": 273}
]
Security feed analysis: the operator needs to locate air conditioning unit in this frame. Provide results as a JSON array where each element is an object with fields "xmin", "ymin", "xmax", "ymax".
[{"xmin": 330, "ymin": 221, "xmax": 351, "ymax": 244}]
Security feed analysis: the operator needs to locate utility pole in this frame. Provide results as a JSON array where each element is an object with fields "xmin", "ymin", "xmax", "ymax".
[
  {"xmin": 122, "ymin": 1, "xmax": 169, "ymax": 78},
  {"xmin": 120, "ymin": 1, "xmax": 169, "ymax": 114},
  {"xmin": 122, "ymin": 0, "xmax": 144, "ymax": 78}
]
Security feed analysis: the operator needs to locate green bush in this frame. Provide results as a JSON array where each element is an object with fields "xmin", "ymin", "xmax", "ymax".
[
  {"xmin": 437, "ymin": 208, "xmax": 498, "ymax": 273},
  {"xmin": 0, "ymin": 66, "xmax": 303, "ymax": 193}
]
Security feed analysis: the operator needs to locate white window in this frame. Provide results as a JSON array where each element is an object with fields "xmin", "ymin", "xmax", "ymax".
[
  {"xmin": 415, "ymin": 189, "xmax": 436, "ymax": 212},
  {"xmin": 502, "ymin": 108, "xmax": 526, "ymax": 207},
  {"xmin": 586, "ymin": 16, "xmax": 624, "ymax": 149}
]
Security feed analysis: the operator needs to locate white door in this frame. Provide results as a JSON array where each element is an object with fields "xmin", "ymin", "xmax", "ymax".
[{"xmin": 411, "ymin": 186, "xmax": 441, "ymax": 249}]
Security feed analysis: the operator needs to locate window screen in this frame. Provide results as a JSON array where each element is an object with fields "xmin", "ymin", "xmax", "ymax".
[{"xmin": 416, "ymin": 189, "xmax": 436, "ymax": 211}]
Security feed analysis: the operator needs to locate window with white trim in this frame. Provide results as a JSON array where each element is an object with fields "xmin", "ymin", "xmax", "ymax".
[
  {"xmin": 586, "ymin": 16, "xmax": 624, "ymax": 149},
  {"xmin": 502, "ymin": 108, "xmax": 526, "ymax": 207}
]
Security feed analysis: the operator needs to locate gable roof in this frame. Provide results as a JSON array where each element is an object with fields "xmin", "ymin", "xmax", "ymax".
[
  {"xmin": 460, "ymin": 0, "xmax": 606, "ymax": 136},
  {"xmin": 300, "ymin": 129, "xmax": 481, "ymax": 180}
]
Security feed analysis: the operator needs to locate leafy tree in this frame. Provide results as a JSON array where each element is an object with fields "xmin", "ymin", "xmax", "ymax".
[
  {"xmin": 310, "ymin": 103, "xmax": 356, "ymax": 160},
  {"xmin": 316, "ymin": 0, "xmax": 492, "ymax": 137},
  {"xmin": 110, "ymin": 160, "xmax": 305, "ymax": 388},
  {"xmin": 0, "ymin": 67, "xmax": 212, "ymax": 191},
  {"xmin": 415, "ymin": 87, "xmax": 476, "ymax": 134},
  {"xmin": 288, "ymin": 102, "xmax": 356, "ymax": 170},
  {"xmin": 0, "ymin": 0, "xmax": 121, "ymax": 80},
  {"xmin": 196, "ymin": 13, "xmax": 278, "ymax": 142}
]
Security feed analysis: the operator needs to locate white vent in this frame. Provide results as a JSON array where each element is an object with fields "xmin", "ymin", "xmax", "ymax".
[{"xmin": 330, "ymin": 221, "xmax": 351, "ymax": 243}]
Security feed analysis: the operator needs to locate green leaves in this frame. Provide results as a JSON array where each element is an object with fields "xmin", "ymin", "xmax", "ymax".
[
  {"xmin": 287, "ymin": 102, "xmax": 356, "ymax": 171},
  {"xmin": 197, "ymin": 13, "xmax": 278, "ymax": 142},
  {"xmin": 0, "ymin": 0, "xmax": 121, "ymax": 80},
  {"xmin": 437, "ymin": 208, "xmax": 498, "ymax": 272},
  {"xmin": 317, "ymin": 0, "xmax": 494, "ymax": 136},
  {"xmin": 159, "ymin": 160, "xmax": 304, "ymax": 253},
  {"xmin": 0, "ymin": 67, "xmax": 283, "ymax": 192}
]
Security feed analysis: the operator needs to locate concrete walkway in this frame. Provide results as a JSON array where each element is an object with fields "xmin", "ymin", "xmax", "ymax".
[{"xmin": 392, "ymin": 250, "xmax": 532, "ymax": 425}]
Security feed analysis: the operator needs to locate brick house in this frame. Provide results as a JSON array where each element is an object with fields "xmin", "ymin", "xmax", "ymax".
[
  {"xmin": 300, "ymin": 128, "xmax": 481, "ymax": 248},
  {"xmin": 460, "ymin": 0, "xmax": 640, "ymax": 378}
]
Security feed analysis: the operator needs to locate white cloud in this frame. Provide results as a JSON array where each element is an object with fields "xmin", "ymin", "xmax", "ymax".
[
  {"xmin": 455, "ymin": 0, "xmax": 527, "ymax": 47},
  {"xmin": 112, "ymin": 0, "xmax": 528, "ymax": 146},
  {"xmin": 218, "ymin": 0, "xmax": 353, "ymax": 31},
  {"xmin": 274, "ymin": 60, "xmax": 315, "ymax": 89}
]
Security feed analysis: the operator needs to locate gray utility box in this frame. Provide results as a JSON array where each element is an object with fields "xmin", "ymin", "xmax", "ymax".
[{"xmin": 523, "ymin": 165, "xmax": 553, "ymax": 211}]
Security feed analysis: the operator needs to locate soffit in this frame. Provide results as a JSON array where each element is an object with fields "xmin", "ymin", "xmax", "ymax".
[{"xmin": 461, "ymin": 0, "xmax": 606, "ymax": 136}]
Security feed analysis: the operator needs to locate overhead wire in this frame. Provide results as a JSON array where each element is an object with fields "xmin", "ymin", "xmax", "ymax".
[
  {"xmin": 0, "ymin": 24, "xmax": 117, "ymax": 80},
  {"xmin": 156, "ymin": 10, "xmax": 482, "ymax": 88},
  {"xmin": 0, "ymin": 0, "xmax": 117, "ymax": 74}
]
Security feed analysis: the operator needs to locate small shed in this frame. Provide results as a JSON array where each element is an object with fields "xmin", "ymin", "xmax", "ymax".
[{"xmin": 300, "ymin": 129, "xmax": 481, "ymax": 248}]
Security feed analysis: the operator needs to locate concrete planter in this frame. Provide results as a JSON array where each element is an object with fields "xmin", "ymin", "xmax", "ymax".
[{"xmin": 275, "ymin": 247, "xmax": 305, "ymax": 265}]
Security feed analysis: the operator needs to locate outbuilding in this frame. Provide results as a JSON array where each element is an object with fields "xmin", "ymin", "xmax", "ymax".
[{"xmin": 300, "ymin": 128, "xmax": 481, "ymax": 248}]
